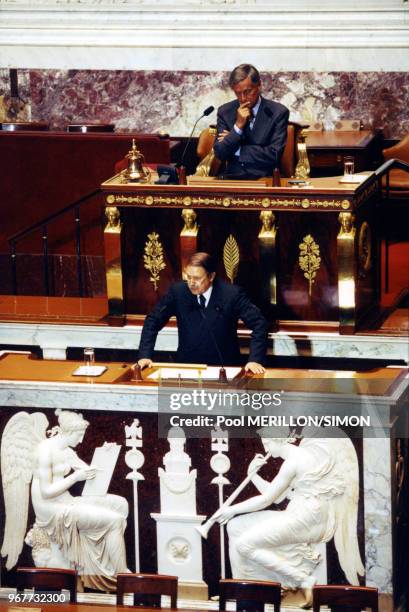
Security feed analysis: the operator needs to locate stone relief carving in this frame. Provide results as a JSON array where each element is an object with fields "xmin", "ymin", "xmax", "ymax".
[
  {"xmin": 159, "ymin": 426, "xmax": 197, "ymax": 510},
  {"xmin": 214, "ymin": 429, "xmax": 364, "ymax": 608},
  {"xmin": 0, "ymin": 410, "xmax": 128, "ymax": 591},
  {"xmin": 151, "ymin": 426, "xmax": 206, "ymax": 588}
]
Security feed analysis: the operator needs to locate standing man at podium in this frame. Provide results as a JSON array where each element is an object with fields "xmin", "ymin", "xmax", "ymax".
[
  {"xmin": 138, "ymin": 252, "xmax": 267, "ymax": 374},
  {"xmin": 213, "ymin": 64, "xmax": 289, "ymax": 179}
]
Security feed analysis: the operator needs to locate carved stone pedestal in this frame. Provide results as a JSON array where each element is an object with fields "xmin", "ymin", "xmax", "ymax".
[{"xmin": 151, "ymin": 513, "xmax": 208, "ymax": 600}]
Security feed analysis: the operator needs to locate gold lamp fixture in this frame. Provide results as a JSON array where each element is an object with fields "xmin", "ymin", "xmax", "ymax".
[{"xmin": 122, "ymin": 139, "xmax": 151, "ymax": 183}]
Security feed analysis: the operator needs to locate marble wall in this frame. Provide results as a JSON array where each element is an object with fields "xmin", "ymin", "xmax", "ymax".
[{"xmin": 1, "ymin": 68, "xmax": 408, "ymax": 139}]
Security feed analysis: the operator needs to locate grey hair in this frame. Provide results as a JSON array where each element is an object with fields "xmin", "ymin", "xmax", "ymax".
[{"xmin": 228, "ymin": 64, "xmax": 261, "ymax": 88}]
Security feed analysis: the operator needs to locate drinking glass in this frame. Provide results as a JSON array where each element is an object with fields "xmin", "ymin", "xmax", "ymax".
[
  {"xmin": 84, "ymin": 347, "xmax": 95, "ymax": 368},
  {"xmin": 343, "ymin": 156, "xmax": 355, "ymax": 177}
]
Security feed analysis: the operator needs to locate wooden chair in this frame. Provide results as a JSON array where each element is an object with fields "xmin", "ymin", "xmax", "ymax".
[
  {"xmin": 16, "ymin": 567, "xmax": 77, "ymax": 603},
  {"xmin": 381, "ymin": 134, "xmax": 409, "ymax": 291},
  {"xmin": 219, "ymin": 578, "xmax": 281, "ymax": 612},
  {"xmin": 116, "ymin": 572, "xmax": 178, "ymax": 608},
  {"xmin": 195, "ymin": 121, "xmax": 304, "ymax": 179},
  {"xmin": 66, "ymin": 123, "xmax": 115, "ymax": 132},
  {"xmin": 312, "ymin": 585, "xmax": 379, "ymax": 612},
  {"xmin": 1, "ymin": 121, "xmax": 49, "ymax": 131}
]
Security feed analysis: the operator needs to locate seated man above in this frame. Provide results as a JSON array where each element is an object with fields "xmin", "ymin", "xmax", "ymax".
[
  {"xmin": 138, "ymin": 252, "xmax": 268, "ymax": 374},
  {"xmin": 213, "ymin": 63, "xmax": 289, "ymax": 179}
]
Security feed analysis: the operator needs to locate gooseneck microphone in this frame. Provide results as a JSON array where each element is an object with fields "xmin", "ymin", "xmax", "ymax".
[{"xmin": 179, "ymin": 105, "xmax": 215, "ymax": 169}]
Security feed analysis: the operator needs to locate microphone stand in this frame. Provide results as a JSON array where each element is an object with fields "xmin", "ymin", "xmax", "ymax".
[
  {"xmin": 178, "ymin": 106, "xmax": 214, "ymax": 179},
  {"xmin": 198, "ymin": 304, "xmax": 227, "ymax": 384}
]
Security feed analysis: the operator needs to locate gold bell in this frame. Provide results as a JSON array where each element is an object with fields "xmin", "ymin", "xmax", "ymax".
[{"xmin": 123, "ymin": 139, "xmax": 151, "ymax": 183}]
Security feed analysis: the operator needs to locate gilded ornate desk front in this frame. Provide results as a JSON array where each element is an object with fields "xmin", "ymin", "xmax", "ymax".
[{"xmin": 101, "ymin": 173, "xmax": 380, "ymax": 334}]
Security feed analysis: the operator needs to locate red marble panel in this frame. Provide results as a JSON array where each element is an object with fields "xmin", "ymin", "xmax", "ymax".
[{"xmin": 16, "ymin": 69, "xmax": 409, "ymax": 139}]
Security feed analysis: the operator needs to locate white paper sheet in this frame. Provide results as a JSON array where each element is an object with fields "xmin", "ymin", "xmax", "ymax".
[{"xmin": 72, "ymin": 365, "xmax": 107, "ymax": 376}]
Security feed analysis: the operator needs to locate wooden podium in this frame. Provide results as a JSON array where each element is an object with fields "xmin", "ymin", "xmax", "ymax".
[{"xmin": 100, "ymin": 173, "xmax": 381, "ymax": 334}]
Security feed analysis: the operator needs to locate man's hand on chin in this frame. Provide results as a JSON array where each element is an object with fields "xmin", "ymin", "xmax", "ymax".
[{"xmin": 244, "ymin": 362, "xmax": 266, "ymax": 374}]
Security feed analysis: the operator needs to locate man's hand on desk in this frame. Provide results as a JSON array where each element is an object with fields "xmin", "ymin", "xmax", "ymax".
[
  {"xmin": 244, "ymin": 361, "xmax": 266, "ymax": 375},
  {"xmin": 138, "ymin": 358, "xmax": 153, "ymax": 369}
]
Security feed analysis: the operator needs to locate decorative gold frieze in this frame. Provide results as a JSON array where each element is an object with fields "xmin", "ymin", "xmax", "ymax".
[
  {"xmin": 223, "ymin": 235, "xmax": 240, "ymax": 284},
  {"xmin": 107, "ymin": 193, "xmax": 350, "ymax": 211},
  {"xmin": 298, "ymin": 234, "xmax": 321, "ymax": 297},
  {"xmin": 143, "ymin": 232, "xmax": 166, "ymax": 291}
]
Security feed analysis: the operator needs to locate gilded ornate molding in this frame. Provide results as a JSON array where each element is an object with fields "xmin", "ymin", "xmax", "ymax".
[
  {"xmin": 337, "ymin": 212, "xmax": 356, "ymax": 330},
  {"xmin": 294, "ymin": 128, "xmax": 310, "ymax": 180},
  {"xmin": 106, "ymin": 193, "xmax": 351, "ymax": 211},
  {"xmin": 258, "ymin": 211, "xmax": 277, "ymax": 305},
  {"xmin": 103, "ymin": 206, "xmax": 124, "ymax": 318}
]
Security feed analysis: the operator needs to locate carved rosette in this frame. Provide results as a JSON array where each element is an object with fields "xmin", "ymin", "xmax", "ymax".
[
  {"xmin": 167, "ymin": 537, "xmax": 191, "ymax": 564},
  {"xmin": 223, "ymin": 235, "xmax": 240, "ymax": 283},
  {"xmin": 298, "ymin": 234, "xmax": 321, "ymax": 297},
  {"xmin": 143, "ymin": 232, "xmax": 166, "ymax": 291}
]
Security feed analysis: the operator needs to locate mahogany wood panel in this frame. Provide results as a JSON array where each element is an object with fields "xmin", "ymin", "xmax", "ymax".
[
  {"xmin": 0, "ymin": 132, "xmax": 171, "ymax": 254},
  {"xmin": 306, "ymin": 130, "xmax": 382, "ymax": 173}
]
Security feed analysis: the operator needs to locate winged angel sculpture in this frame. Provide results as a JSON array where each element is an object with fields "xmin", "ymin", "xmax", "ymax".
[
  {"xmin": 1, "ymin": 410, "xmax": 128, "ymax": 590},
  {"xmin": 215, "ymin": 429, "xmax": 364, "ymax": 608}
]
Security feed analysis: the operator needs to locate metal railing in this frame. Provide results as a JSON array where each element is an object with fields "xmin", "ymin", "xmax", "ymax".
[
  {"xmin": 8, "ymin": 189, "xmax": 100, "ymax": 296},
  {"xmin": 374, "ymin": 157, "xmax": 409, "ymax": 293},
  {"xmin": 374, "ymin": 157, "xmax": 409, "ymax": 190}
]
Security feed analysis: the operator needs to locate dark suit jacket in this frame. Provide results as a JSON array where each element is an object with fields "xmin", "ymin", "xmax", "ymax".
[
  {"xmin": 138, "ymin": 279, "xmax": 268, "ymax": 366},
  {"xmin": 213, "ymin": 96, "xmax": 289, "ymax": 178}
]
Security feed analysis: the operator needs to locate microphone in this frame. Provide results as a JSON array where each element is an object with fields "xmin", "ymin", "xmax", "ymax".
[
  {"xmin": 198, "ymin": 301, "xmax": 228, "ymax": 383},
  {"xmin": 179, "ymin": 105, "xmax": 215, "ymax": 169}
]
